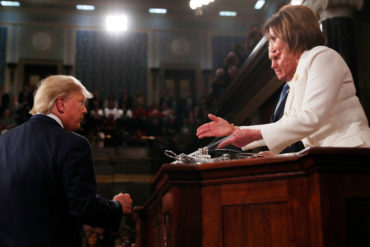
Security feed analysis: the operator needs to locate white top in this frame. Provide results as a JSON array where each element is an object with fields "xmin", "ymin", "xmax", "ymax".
[
  {"xmin": 104, "ymin": 108, "xmax": 123, "ymax": 120},
  {"xmin": 242, "ymin": 46, "xmax": 370, "ymax": 154}
]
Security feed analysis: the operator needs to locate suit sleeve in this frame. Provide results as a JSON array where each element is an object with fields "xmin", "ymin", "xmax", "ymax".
[
  {"xmin": 260, "ymin": 48, "xmax": 346, "ymax": 153},
  {"xmin": 61, "ymin": 134, "xmax": 123, "ymax": 231}
]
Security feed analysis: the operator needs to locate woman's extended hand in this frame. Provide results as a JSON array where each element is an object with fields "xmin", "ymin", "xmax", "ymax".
[
  {"xmin": 217, "ymin": 128, "xmax": 263, "ymax": 149},
  {"xmin": 196, "ymin": 114, "xmax": 234, "ymax": 139}
]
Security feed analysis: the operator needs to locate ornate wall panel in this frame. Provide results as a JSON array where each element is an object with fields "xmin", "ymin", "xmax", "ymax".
[{"xmin": 76, "ymin": 30, "xmax": 148, "ymax": 99}]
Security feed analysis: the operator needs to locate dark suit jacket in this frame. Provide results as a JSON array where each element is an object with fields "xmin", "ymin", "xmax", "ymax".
[
  {"xmin": 0, "ymin": 114, "xmax": 123, "ymax": 247},
  {"xmin": 271, "ymin": 85, "xmax": 305, "ymax": 154}
]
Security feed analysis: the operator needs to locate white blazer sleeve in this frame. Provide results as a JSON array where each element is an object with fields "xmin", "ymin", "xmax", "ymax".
[{"xmin": 239, "ymin": 125, "xmax": 266, "ymax": 150}]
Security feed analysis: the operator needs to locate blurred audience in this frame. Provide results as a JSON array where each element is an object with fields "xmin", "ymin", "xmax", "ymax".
[
  {"xmin": 83, "ymin": 231, "xmax": 101, "ymax": 247},
  {"xmin": 82, "ymin": 226, "xmax": 134, "ymax": 247},
  {"xmin": 0, "ymin": 108, "xmax": 16, "ymax": 134},
  {"xmin": 207, "ymin": 24, "xmax": 262, "ymax": 106},
  {"xmin": 245, "ymin": 24, "xmax": 263, "ymax": 55},
  {"xmin": 0, "ymin": 26, "xmax": 262, "ymax": 153}
]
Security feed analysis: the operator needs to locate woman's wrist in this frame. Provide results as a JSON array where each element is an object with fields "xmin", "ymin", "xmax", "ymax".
[{"xmin": 228, "ymin": 123, "xmax": 239, "ymax": 135}]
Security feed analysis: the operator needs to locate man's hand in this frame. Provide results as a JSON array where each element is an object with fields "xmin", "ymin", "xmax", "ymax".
[{"xmin": 113, "ymin": 193, "xmax": 133, "ymax": 215}]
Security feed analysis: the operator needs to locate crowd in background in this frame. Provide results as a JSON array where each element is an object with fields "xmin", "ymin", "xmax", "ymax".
[
  {"xmin": 208, "ymin": 25, "xmax": 262, "ymax": 106},
  {"xmin": 0, "ymin": 84, "xmax": 35, "ymax": 134},
  {"xmin": 81, "ymin": 88, "xmax": 212, "ymax": 152},
  {"xmin": 0, "ymin": 26, "xmax": 262, "ymax": 155},
  {"xmin": 82, "ymin": 225, "xmax": 135, "ymax": 247}
]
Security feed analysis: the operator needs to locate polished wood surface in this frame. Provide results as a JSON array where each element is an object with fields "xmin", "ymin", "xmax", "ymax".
[{"xmin": 134, "ymin": 147, "xmax": 370, "ymax": 247}]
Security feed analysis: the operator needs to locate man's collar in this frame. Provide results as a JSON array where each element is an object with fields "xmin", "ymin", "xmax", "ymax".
[{"xmin": 42, "ymin": 113, "xmax": 64, "ymax": 128}]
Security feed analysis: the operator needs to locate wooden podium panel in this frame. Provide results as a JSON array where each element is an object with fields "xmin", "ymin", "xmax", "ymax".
[{"xmin": 134, "ymin": 148, "xmax": 370, "ymax": 247}]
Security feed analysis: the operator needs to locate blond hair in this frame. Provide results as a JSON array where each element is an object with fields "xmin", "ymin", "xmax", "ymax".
[
  {"xmin": 30, "ymin": 75, "xmax": 93, "ymax": 115},
  {"xmin": 262, "ymin": 5, "xmax": 325, "ymax": 55}
]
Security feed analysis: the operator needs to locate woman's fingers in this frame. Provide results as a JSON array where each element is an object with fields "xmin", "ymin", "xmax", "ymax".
[
  {"xmin": 217, "ymin": 138, "xmax": 233, "ymax": 148},
  {"xmin": 196, "ymin": 124, "xmax": 209, "ymax": 137},
  {"xmin": 197, "ymin": 127, "xmax": 213, "ymax": 138},
  {"xmin": 196, "ymin": 114, "xmax": 231, "ymax": 138},
  {"xmin": 208, "ymin": 113, "xmax": 218, "ymax": 121}
]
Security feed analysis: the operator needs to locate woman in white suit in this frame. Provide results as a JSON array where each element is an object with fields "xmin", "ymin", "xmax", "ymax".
[{"xmin": 197, "ymin": 5, "xmax": 370, "ymax": 154}]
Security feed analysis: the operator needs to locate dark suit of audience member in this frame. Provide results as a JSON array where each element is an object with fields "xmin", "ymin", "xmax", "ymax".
[
  {"xmin": 118, "ymin": 89, "xmax": 133, "ymax": 111},
  {"xmin": 0, "ymin": 87, "xmax": 10, "ymax": 118},
  {"xmin": 0, "ymin": 75, "xmax": 132, "ymax": 247},
  {"xmin": 18, "ymin": 85, "xmax": 34, "ymax": 109},
  {"xmin": 270, "ymin": 83, "xmax": 304, "ymax": 153}
]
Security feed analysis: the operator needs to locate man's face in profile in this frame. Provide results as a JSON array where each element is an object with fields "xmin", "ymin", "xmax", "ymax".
[{"xmin": 61, "ymin": 91, "xmax": 87, "ymax": 131}]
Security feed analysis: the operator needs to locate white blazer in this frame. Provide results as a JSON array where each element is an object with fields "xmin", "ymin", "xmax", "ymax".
[{"xmin": 242, "ymin": 46, "xmax": 370, "ymax": 154}]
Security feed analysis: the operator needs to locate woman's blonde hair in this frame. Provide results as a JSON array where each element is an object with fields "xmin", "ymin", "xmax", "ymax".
[
  {"xmin": 30, "ymin": 75, "xmax": 93, "ymax": 115},
  {"xmin": 262, "ymin": 5, "xmax": 325, "ymax": 55}
]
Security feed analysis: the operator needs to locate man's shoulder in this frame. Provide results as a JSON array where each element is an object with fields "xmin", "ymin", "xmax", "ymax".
[
  {"xmin": 67, "ymin": 131, "xmax": 90, "ymax": 144},
  {"xmin": 31, "ymin": 115, "xmax": 89, "ymax": 141}
]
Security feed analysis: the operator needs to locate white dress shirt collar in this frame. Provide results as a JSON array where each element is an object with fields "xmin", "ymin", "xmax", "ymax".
[{"xmin": 42, "ymin": 113, "xmax": 64, "ymax": 128}]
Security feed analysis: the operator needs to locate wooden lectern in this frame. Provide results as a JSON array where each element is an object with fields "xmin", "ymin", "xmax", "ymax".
[{"xmin": 134, "ymin": 147, "xmax": 370, "ymax": 247}]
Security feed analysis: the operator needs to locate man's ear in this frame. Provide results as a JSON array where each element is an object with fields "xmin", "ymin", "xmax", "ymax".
[{"xmin": 55, "ymin": 97, "xmax": 65, "ymax": 114}]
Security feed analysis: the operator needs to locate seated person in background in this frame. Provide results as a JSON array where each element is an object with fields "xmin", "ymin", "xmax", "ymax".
[
  {"xmin": 0, "ymin": 108, "xmax": 16, "ymax": 134},
  {"xmin": 104, "ymin": 100, "xmax": 123, "ymax": 120},
  {"xmin": 89, "ymin": 98, "xmax": 104, "ymax": 122},
  {"xmin": 83, "ymin": 231, "xmax": 100, "ymax": 247},
  {"xmin": 104, "ymin": 92, "xmax": 118, "ymax": 109},
  {"xmin": 228, "ymin": 65, "xmax": 238, "ymax": 81},
  {"xmin": 223, "ymin": 51, "xmax": 238, "ymax": 86},
  {"xmin": 116, "ymin": 102, "xmax": 134, "ymax": 142},
  {"xmin": 197, "ymin": 5, "xmax": 370, "ymax": 155},
  {"xmin": 103, "ymin": 100, "xmax": 122, "ymax": 144},
  {"xmin": 119, "ymin": 102, "xmax": 133, "ymax": 119},
  {"xmin": 118, "ymin": 88, "xmax": 133, "ymax": 110},
  {"xmin": 245, "ymin": 24, "xmax": 262, "ymax": 56},
  {"xmin": 210, "ymin": 68, "xmax": 226, "ymax": 101}
]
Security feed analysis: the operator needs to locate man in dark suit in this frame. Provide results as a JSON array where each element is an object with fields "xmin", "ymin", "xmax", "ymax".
[
  {"xmin": 270, "ymin": 83, "xmax": 304, "ymax": 154},
  {"xmin": 0, "ymin": 75, "xmax": 133, "ymax": 247}
]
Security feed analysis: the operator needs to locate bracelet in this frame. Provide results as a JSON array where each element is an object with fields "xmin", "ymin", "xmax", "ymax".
[{"xmin": 230, "ymin": 123, "xmax": 236, "ymax": 133}]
